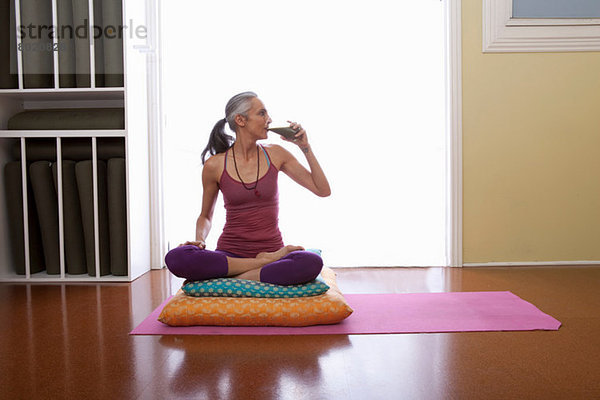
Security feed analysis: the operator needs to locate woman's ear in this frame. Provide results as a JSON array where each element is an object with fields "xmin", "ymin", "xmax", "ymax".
[{"xmin": 234, "ymin": 114, "xmax": 246, "ymax": 128}]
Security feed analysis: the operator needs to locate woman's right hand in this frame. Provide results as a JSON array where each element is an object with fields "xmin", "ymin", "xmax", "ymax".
[{"xmin": 179, "ymin": 240, "xmax": 206, "ymax": 249}]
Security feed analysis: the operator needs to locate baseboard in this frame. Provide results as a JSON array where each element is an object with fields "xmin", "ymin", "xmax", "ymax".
[{"xmin": 463, "ymin": 261, "xmax": 600, "ymax": 267}]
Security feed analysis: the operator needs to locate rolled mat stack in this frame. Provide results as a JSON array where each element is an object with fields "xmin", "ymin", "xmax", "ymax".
[
  {"xmin": 5, "ymin": 148, "xmax": 128, "ymax": 276},
  {"xmin": 0, "ymin": 0, "xmax": 18, "ymax": 88},
  {"xmin": 19, "ymin": 0, "xmax": 54, "ymax": 88},
  {"xmin": 1, "ymin": 0, "xmax": 124, "ymax": 88},
  {"xmin": 3, "ymin": 108, "xmax": 128, "ymax": 276}
]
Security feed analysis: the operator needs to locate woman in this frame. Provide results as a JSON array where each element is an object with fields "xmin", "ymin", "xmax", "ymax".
[{"xmin": 164, "ymin": 91, "xmax": 331, "ymax": 285}]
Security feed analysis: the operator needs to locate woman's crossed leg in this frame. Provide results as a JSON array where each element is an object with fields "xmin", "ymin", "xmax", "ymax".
[{"xmin": 164, "ymin": 245, "xmax": 323, "ymax": 285}]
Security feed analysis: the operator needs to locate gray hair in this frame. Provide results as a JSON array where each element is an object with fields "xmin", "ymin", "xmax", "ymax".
[
  {"xmin": 225, "ymin": 91, "xmax": 258, "ymax": 132},
  {"xmin": 201, "ymin": 91, "xmax": 259, "ymax": 164}
]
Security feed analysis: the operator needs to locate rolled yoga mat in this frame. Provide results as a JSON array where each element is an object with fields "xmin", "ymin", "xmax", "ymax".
[
  {"xmin": 20, "ymin": 0, "xmax": 54, "ymax": 88},
  {"xmin": 4, "ymin": 162, "xmax": 45, "ymax": 275},
  {"xmin": 7, "ymin": 108, "xmax": 125, "ymax": 130},
  {"xmin": 57, "ymin": 0, "xmax": 76, "ymax": 88},
  {"xmin": 0, "ymin": 0, "xmax": 18, "ymax": 88},
  {"xmin": 29, "ymin": 161, "xmax": 60, "ymax": 275},
  {"xmin": 71, "ymin": 0, "xmax": 91, "ymax": 87},
  {"xmin": 75, "ymin": 160, "xmax": 111, "ymax": 276},
  {"xmin": 11, "ymin": 137, "xmax": 125, "ymax": 163},
  {"xmin": 102, "ymin": 0, "xmax": 124, "ymax": 87},
  {"xmin": 107, "ymin": 158, "xmax": 127, "ymax": 275},
  {"xmin": 52, "ymin": 161, "xmax": 87, "ymax": 274}
]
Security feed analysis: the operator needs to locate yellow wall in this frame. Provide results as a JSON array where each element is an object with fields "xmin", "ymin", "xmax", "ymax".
[{"xmin": 462, "ymin": 0, "xmax": 600, "ymax": 263}]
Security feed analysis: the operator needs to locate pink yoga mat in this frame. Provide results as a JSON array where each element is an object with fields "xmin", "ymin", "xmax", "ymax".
[{"xmin": 130, "ymin": 291, "xmax": 561, "ymax": 336}]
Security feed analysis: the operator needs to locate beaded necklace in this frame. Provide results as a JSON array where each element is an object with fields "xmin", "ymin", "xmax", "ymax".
[{"xmin": 231, "ymin": 144, "xmax": 261, "ymax": 197}]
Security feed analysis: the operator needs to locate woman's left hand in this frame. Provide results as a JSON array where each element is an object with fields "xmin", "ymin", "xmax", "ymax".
[{"xmin": 283, "ymin": 120, "xmax": 309, "ymax": 149}]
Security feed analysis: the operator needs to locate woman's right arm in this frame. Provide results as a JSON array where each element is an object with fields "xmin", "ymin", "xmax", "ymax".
[{"xmin": 188, "ymin": 157, "xmax": 220, "ymax": 248}]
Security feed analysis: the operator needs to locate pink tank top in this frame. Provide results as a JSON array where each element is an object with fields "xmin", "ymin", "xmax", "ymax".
[{"xmin": 216, "ymin": 145, "xmax": 284, "ymax": 258}]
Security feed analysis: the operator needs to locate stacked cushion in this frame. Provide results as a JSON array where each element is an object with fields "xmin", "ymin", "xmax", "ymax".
[
  {"xmin": 182, "ymin": 275, "xmax": 330, "ymax": 298},
  {"xmin": 158, "ymin": 267, "xmax": 353, "ymax": 327}
]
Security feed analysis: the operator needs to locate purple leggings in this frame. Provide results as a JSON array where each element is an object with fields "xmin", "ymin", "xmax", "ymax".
[{"xmin": 164, "ymin": 246, "xmax": 323, "ymax": 286}]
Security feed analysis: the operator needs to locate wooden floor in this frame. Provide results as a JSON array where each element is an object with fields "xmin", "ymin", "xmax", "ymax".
[{"xmin": 2, "ymin": 266, "xmax": 600, "ymax": 399}]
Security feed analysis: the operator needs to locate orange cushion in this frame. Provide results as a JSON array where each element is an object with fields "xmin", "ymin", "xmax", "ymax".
[{"xmin": 158, "ymin": 267, "xmax": 353, "ymax": 327}]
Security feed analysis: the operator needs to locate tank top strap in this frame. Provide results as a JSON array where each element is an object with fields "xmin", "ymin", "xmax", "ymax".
[
  {"xmin": 224, "ymin": 148, "xmax": 229, "ymax": 169},
  {"xmin": 259, "ymin": 144, "xmax": 271, "ymax": 168}
]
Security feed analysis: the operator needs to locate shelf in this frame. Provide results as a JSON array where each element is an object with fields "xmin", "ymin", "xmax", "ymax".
[
  {"xmin": 0, "ymin": 271, "xmax": 133, "ymax": 283},
  {"xmin": 0, "ymin": 130, "xmax": 126, "ymax": 138},
  {"xmin": 0, "ymin": 0, "xmax": 152, "ymax": 284},
  {"xmin": 0, "ymin": 88, "xmax": 125, "ymax": 102}
]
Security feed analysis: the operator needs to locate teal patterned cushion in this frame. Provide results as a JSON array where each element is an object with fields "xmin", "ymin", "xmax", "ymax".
[
  {"xmin": 182, "ymin": 275, "xmax": 330, "ymax": 298},
  {"xmin": 182, "ymin": 248, "xmax": 327, "ymax": 298}
]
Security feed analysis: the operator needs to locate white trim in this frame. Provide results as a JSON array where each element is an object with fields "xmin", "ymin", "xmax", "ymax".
[
  {"xmin": 464, "ymin": 261, "xmax": 600, "ymax": 267},
  {"xmin": 23, "ymin": 100, "xmax": 125, "ymax": 109},
  {"xmin": 0, "ymin": 130, "xmax": 125, "ymax": 137},
  {"xmin": 506, "ymin": 18, "xmax": 600, "ymax": 27},
  {"xmin": 14, "ymin": 0, "xmax": 24, "ymax": 89},
  {"xmin": 445, "ymin": 0, "xmax": 463, "ymax": 267},
  {"xmin": 88, "ymin": 0, "xmax": 96, "ymax": 88},
  {"xmin": 0, "ymin": 273, "xmax": 134, "ymax": 282},
  {"xmin": 147, "ymin": 0, "xmax": 166, "ymax": 269},
  {"xmin": 483, "ymin": 0, "xmax": 600, "ymax": 52},
  {"xmin": 56, "ymin": 137, "xmax": 65, "ymax": 278},
  {"xmin": 51, "ymin": 0, "xmax": 59, "ymax": 88},
  {"xmin": 20, "ymin": 138, "xmax": 30, "ymax": 278},
  {"xmin": 92, "ymin": 137, "xmax": 100, "ymax": 278},
  {"xmin": 0, "ymin": 88, "xmax": 124, "ymax": 94}
]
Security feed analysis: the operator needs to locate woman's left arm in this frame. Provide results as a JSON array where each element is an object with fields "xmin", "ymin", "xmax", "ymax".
[{"xmin": 275, "ymin": 121, "xmax": 331, "ymax": 197}]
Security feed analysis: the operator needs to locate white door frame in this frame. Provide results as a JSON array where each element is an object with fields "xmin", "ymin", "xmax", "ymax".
[
  {"xmin": 445, "ymin": 0, "xmax": 463, "ymax": 267},
  {"xmin": 145, "ymin": 0, "xmax": 167, "ymax": 269},
  {"xmin": 147, "ymin": 0, "xmax": 464, "ymax": 268}
]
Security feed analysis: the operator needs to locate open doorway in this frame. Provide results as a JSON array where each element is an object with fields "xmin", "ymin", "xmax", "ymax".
[{"xmin": 160, "ymin": 0, "xmax": 447, "ymax": 267}]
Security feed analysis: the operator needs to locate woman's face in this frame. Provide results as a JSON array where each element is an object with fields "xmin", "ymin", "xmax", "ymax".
[{"xmin": 239, "ymin": 97, "xmax": 272, "ymax": 140}]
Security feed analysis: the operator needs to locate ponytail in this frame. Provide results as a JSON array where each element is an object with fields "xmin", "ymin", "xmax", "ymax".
[
  {"xmin": 200, "ymin": 91, "xmax": 258, "ymax": 165},
  {"xmin": 201, "ymin": 118, "xmax": 234, "ymax": 164}
]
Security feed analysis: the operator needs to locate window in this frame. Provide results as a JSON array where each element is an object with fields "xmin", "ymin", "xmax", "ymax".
[
  {"xmin": 483, "ymin": 0, "xmax": 600, "ymax": 52},
  {"xmin": 513, "ymin": 0, "xmax": 600, "ymax": 18},
  {"xmin": 161, "ymin": 0, "xmax": 449, "ymax": 267}
]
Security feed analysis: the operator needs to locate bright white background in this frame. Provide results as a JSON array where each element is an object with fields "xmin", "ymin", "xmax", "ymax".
[{"xmin": 161, "ymin": 0, "xmax": 446, "ymax": 267}]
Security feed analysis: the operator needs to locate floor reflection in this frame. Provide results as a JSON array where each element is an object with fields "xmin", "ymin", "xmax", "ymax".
[
  {"xmin": 334, "ymin": 266, "xmax": 454, "ymax": 294},
  {"xmin": 0, "ymin": 282, "xmax": 141, "ymax": 398},
  {"xmin": 318, "ymin": 334, "xmax": 453, "ymax": 399},
  {"xmin": 156, "ymin": 335, "xmax": 352, "ymax": 399}
]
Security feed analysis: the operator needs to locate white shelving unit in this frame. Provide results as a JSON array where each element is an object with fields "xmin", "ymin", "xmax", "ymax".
[{"xmin": 0, "ymin": 0, "xmax": 150, "ymax": 282}]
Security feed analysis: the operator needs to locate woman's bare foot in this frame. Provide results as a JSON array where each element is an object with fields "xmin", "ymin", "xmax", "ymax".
[
  {"xmin": 256, "ymin": 245, "xmax": 305, "ymax": 265},
  {"xmin": 225, "ymin": 245, "xmax": 304, "ymax": 277}
]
